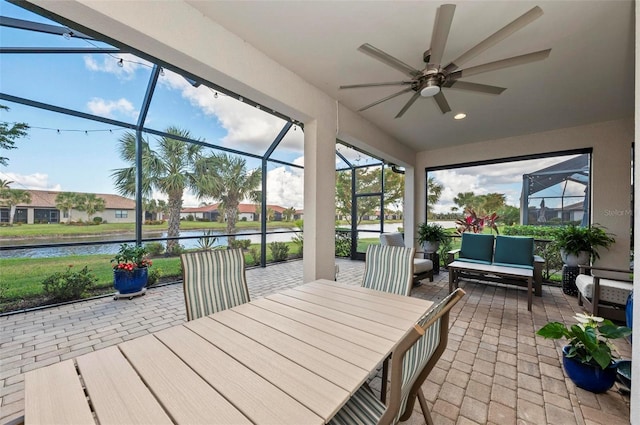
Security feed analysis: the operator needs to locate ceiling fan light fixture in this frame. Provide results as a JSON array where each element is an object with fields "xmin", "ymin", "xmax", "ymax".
[
  {"xmin": 420, "ymin": 84, "xmax": 440, "ymax": 97},
  {"xmin": 454, "ymin": 113, "xmax": 466, "ymax": 120}
]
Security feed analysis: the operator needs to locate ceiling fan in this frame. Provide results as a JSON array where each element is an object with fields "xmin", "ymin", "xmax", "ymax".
[{"xmin": 340, "ymin": 4, "xmax": 551, "ymax": 118}]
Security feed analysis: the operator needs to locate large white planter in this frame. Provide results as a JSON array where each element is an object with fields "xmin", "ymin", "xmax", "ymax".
[
  {"xmin": 423, "ymin": 241, "xmax": 440, "ymax": 253},
  {"xmin": 560, "ymin": 249, "xmax": 590, "ymax": 267}
]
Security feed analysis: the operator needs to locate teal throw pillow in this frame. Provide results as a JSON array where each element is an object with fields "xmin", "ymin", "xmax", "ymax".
[
  {"xmin": 460, "ymin": 233, "xmax": 495, "ymax": 263},
  {"xmin": 493, "ymin": 235, "xmax": 534, "ymax": 267}
]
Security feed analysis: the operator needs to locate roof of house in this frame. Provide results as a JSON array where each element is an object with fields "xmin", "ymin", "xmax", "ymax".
[{"xmin": 16, "ymin": 190, "xmax": 135, "ymax": 209}]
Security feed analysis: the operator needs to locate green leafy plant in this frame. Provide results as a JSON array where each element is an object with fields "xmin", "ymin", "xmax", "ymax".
[
  {"xmin": 248, "ymin": 247, "xmax": 260, "ymax": 266},
  {"xmin": 416, "ymin": 222, "xmax": 449, "ymax": 245},
  {"xmin": 111, "ymin": 243, "xmax": 152, "ymax": 272},
  {"xmin": 197, "ymin": 230, "xmax": 220, "ymax": 250},
  {"xmin": 147, "ymin": 268, "xmax": 161, "ymax": 286},
  {"xmin": 553, "ymin": 224, "xmax": 615, "ymax": 260},
  {"xmin": 269, "ymin": 241, "xmax": 289, "ymax": 262},
  {"xmin": 42, "ymin": 265, "xmax": 97, "ymax": 301},
  {"xmin": 537, "ymin": 313, "xmax": 631, "ymax": 369},
  {"xmin": 335, "ymin": 230, "xmax": 352, "ymax": 257}
]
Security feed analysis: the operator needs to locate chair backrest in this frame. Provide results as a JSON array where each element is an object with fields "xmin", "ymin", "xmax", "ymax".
[
  {"xmin": 180, "ymin": 248, "xmax": 249, "ymax": 321},
  {"xmin": 380, "ymin": 232, "xmax": 406, "ymax": 248},
  {"xmin": 362, "ymin": 244, "xmax": 415, "ymax": 296},
  {"xmin": 379, "ymin": 288, "xmax": 466, "ymax": 425}
]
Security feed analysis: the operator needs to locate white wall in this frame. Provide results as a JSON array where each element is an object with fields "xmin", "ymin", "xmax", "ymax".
[{"xmin": 416, "ymin": 118, "xmax": 634, "ymax": 270}]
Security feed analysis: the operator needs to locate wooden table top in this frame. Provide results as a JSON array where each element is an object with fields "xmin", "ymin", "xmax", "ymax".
[{"xmin": 24, "ymin": 279, "xmax": 434, "ymax": 425}]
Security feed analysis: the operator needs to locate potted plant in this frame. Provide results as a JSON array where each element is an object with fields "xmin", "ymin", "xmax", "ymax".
[
  {"xmin": 111, "ymin": 243, "xmax": 153, "ymax": 297},
  {"xmin": 553, "ymin": 224, "xmax": 615, "ymax": 266},
  {"xmin": 537, "ymin": 313, "xmax": 631, "ymax": 393},
  {"xmin": 417, "ymin": 222, "xmax": 449, "ymax": 253}
]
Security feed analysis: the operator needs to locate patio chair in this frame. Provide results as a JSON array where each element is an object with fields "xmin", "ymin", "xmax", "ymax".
[
  {"xmin": 329, "ymin": 288, "xmax": 465, "ymax": 425},
  {"xmin": 362, "ymin": 244, "xmax": 415, "ymax": 296},
  {"xmin": 575, "ymin": 265, "xmax": 633, "ymax": 322},
  {"xmin": 379, "ymin": 233, "xmax": 434, "ymax": 285},
  {"xmin": 180, "ymin": 248, "xmax": 250, "ymax": 321}
]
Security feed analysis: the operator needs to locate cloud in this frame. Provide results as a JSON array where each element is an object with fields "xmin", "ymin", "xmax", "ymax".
[
  {"xmin": 157, "ymin": 70, "xmax": 291, "ymax": 153},
  {"xmin": 87, "ymin": 98, "xmax": 137, "ymax": 119},
  {"xmin": 83, "ymin": 54, "xmax": 151, "ymax": 80},
  {"xmin": 0, "ymin": 172, "xmax": 61, "ymax": 191},
  {"xmin": 266, "ymin": 163, "xmax": 304, "ymax": 210}
]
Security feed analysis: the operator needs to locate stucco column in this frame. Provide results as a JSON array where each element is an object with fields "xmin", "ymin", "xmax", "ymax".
[{"xmin": 303, "ymin": 118, "xmax": 336, "ymax": 282}]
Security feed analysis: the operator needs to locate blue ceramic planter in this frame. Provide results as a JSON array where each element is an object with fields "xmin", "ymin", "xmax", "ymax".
[
  {"xmin": 113, "ymin": 267, "xmax": 148, "ymax": 294},
  {"xmin": 562, "ymin": 346, "xmax": 617, "ymax": 393}
]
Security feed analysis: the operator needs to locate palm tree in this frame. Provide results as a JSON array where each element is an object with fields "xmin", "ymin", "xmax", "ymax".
[
  {"xmin": 112, "ymin": 127, "xmax": 205, "ymax": 254},
  {"xmin": 282, "ymin": 207, "xmax": 296, "ymax": 221},
  {"xmin": 55, "ymin": 192, "xmax": 79, "ymax": 223},
  {"xmin": 81, "ymin": 194, "xmax": 106, "ymax": 222},
  {"xmin": 0, "ymin": 179, "xmax": 13, "ymax": 189},
  {"xmin": 195, "ymin": 153, "xmax": 261, "ymax": 243},
  {"xmin": 427, "ymin": 177, "xmax": 444, "ymax": 218},
  {"xmin": 0, "ymin": 188, "xmax": 31, "ymax": 225}
]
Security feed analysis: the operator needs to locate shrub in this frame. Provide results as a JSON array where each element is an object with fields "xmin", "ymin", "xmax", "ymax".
[
  {"xmin": 269, "ymin": 242, "xmax": 289, "ymax": 262},
  {"xmin": 229, "ymin": 239, "xmax": 251, "ymax": 250},
  {"xmin": 92, "ymin": 217, "xmax": 103, "ymax": 224},
  {"xmin": 197, "ymin": 230, "xmax": 219, "ymax": 250},
  {"xmin": 335, "ymin": 230, "xmax": 352, "ymax": 257},
  {"xmin": 248, "ymin": 247, "xmax": 260, "ymax": 266},
  {"xmin": 145, "ymin": 242, "xmax": 165, "ymax": 256},
  {"xmin": 241, "ymin": 217, "xmax": 247, "ymax": 221},
  {"xmin": 147, "ymin": 268, "xmax": 161, "ymax": 286},
  {"xmin": 186, "ymin": 214, "xmax": 195, "ymax": 221},
  {"xmin": 42, "ymin": 265, "xmax": 97, "ymax": 301}
]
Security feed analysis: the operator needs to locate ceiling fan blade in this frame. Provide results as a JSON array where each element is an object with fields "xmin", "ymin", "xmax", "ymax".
[
  {"xmin": 358, "ymin": 87, "xmax": 414, "ymax": 112},
  {"xmin": 445, "ymin": 80, "xmax": 506, "ymax": 94},
  {"xmin": 429, "ymin": 4, "xmax": 456, "ymax": 66},
  {"xmin": 358, "ymin": 43, "xmax": 422, "ymax": 78},
  {"xmin": 340, "ymin": 81, "xmax": 413, "ymax": 89},
  {"xmin": 433, "ymin": 92, "xmax": 451, "ymax": 114},
  {"xmin": 395, "ymin": 92, "xmax": 421, "ymax": 119},
  {"xmin": 451, "ymin": 49, "xmax": 551, "ymax": 78},
  {"xmin": 443, "ymin": 6, "xmax": 543, "ymax": 73}
]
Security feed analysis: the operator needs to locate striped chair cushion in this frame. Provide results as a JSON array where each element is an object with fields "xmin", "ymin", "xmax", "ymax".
[
  {"xmin": 362, "ymin": 245, "xmax": 414, "ymax": 296},
  {"xmin": 181, "ymin": 248, "xmax": 249, "ymax": 321},
  {"xmin": 327, "ymin": 384, "xmax": 385, "ymax": 425}
]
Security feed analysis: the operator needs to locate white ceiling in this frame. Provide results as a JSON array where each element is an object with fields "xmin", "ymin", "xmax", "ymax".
[{"xmin": 186, "ymin": 1, "xmax": 634, "ymax": 152}]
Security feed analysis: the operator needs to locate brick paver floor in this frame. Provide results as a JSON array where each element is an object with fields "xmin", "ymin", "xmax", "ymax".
[{"xmin": 0, "ymin": 259, "xmax": 632, "ymax": 424}]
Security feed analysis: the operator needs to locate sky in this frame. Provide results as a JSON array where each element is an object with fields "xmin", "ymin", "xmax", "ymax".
[{"xmin": 0, "ymin": 1, "xmax": 588, "ymax": 216}]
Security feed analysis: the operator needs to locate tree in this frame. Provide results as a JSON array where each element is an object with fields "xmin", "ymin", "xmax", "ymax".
[
  {"xmin": 0, "ymin": 105, "xmax": 29, "ymax": 167},
  {"xmin": 427, "ymin": 177, "xmax": 444, "ymax": 218},
  {"xmin": 0, "ymin": 188, "xmax": 31, "ymax": 225},
  {"xmin": 266, "ymin": 207, "xmax": 275, "ymax": 222},
  {"xmin": 453, "ymin": 192, "xmax": 476, "ymax": 212},
  {"xmin": 112, "ymin": 127, "xmax": 205, "ymax": 254},
  {"xmin": 335, "ymin": 168, "xmax": 383, "ymax": 225},
  {"xmin": 0, "ymin": 179, "xmax": 12, "ymax": 189},
  {"xmin": 55, "ymin": 192, "xmax": 80, "ymax": 223},
  {"xmin": 479, "ymin": 193, "xmax": 506, "ymax": 215},
  {"xmin": 282, "ymin": 207, "xmax": 296, "ymax": 221},
  {"xmin": 194, "ymin": 152, "xmax": 261, "ymax": 243},
  {"xmin": 79, "ymin": 194, "xmax": 106, "ymax": 222}
]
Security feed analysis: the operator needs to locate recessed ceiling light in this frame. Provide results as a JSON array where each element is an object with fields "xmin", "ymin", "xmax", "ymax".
[{"xmin": 454, "ymin": 113, "xmax": 466, "ymax": 120}]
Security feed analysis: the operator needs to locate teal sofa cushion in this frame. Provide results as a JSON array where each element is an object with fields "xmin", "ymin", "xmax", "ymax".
[
  {"xmin": 459, "ymin": 233, "xmax": 495, "ymax": 263},
  {"xmin": 457, "ymin": 257, "xmax": 492, "ymax": 266},
  {"xmin": 493, "ymin": 235, "xmax": 534, "ymax": 267}
]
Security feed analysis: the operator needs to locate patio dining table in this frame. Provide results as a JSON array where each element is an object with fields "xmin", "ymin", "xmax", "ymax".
[{"xmin": 23, "ymin": 279, "xmax": 434, "ymax": 425}]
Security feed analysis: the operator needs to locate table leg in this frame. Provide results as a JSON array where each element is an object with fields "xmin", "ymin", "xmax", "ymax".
[
  {"xmin": 527, "ymin": 277, "xmax": 533, "ymax": 311},
  {"xmin": 381, "ymin": 355, "xmax": 389, "ymax": 403},
  {"xmin": 448, "ymin": 268, "xmax": 456, "ymax": 293}
]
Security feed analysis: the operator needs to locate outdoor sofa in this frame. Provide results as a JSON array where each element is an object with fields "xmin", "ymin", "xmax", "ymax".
[{"xmin": 448, "ymin": 233, "xmax": 545, "ymax": 310}]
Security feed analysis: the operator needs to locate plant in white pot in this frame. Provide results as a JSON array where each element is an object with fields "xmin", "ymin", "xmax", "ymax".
[
  {"xmin": 553, "ymin": 224, "xmax": 615, "ymax": 267},
  {"xmin": 417, "ymin": 222, "xmax": 449, "ymax": 253}
]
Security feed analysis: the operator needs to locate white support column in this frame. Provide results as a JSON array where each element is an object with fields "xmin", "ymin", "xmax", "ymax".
[{"xmin": 303, "ymin": 119, "xmax": 336, "ymax": 282}]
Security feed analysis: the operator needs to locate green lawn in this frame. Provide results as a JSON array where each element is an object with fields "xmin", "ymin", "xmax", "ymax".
[{"xmin": 0, "ymin": 241, "xmax": 303, "ymax": 308}]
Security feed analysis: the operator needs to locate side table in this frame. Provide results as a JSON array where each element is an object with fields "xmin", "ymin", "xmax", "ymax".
[
  {"xmin": 562, "ymin": 265, "xmax": 580, "ymax": 296},
  {"xmin": 425, "ymin": 252, "xmax": 440, "ymax": 274}
]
